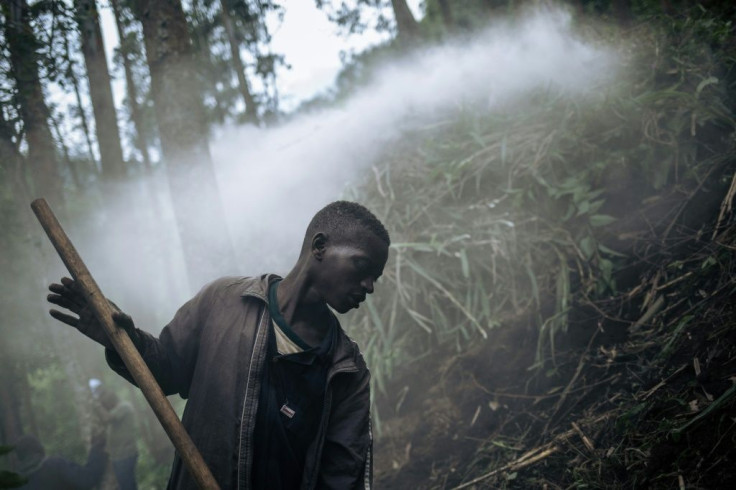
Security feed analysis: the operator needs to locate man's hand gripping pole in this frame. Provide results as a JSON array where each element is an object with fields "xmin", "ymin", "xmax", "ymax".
[{"xmin": 31, "ymin": 198, "xmax": 220, "ymax": 490}]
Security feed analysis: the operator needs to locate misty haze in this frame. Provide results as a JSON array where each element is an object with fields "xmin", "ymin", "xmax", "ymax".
[{"xmin": 1, "ymin": 1, "xmax": 735, "ymax": 489}]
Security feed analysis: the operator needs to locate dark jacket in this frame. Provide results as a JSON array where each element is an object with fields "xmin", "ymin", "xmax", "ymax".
[{"xmin": 106, "ymin": 274, "xmax": 373, "ymax": 490}]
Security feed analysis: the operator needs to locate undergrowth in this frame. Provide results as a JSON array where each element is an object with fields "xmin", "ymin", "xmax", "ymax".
[{"xmin": 340, "ymin": 3, "xmax": 736, "ymax": 488}]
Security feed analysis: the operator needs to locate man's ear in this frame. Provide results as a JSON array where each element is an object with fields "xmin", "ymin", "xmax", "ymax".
[{"xmin": 311, "ymin": 233, "xmax": 328, "ymax": 260}]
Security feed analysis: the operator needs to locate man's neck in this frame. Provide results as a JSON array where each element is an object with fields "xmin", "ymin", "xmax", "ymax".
[{"xmin": 276, "ymin": 268, "xmax": 332, "ymax": 346}]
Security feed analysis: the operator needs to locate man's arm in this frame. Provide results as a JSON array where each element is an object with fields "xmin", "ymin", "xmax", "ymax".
[
  {"xmin": 317, "ymin": 368, "xmax": 373, "ymax": 490},
  {"xmin": 47, "ymin": 277, "xmax": 210, "ymax": 397}
]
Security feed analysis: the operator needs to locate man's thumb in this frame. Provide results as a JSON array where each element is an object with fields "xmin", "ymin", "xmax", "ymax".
[{"xmin": 112, "ymin": 311, "xmax": 135, "ymax": 332}]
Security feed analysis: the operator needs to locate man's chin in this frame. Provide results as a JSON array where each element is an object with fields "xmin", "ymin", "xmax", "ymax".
[{"xmin": 331, "ymin": 301, "xmax": 354, "ymax": 314}]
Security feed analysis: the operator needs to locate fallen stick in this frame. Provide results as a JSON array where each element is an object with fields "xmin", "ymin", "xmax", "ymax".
[
  {"xmin": 451, "ymin": 411, "xmax": 617, "ymax": 489},
  {"xmin": 31, "ymin": 198, "xmax": 219, "ymax": 490},
  {"xmin": 451, "ymin": 445, "xmax": 559, "ymax": 489}
]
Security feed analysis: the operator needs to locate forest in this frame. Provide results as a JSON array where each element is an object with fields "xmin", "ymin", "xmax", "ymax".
[{"xmin": 1, "ymin": 0, "xmax": 735, "ymax": 488}]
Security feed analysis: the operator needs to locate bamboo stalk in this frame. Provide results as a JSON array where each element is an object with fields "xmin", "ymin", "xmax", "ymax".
[{"xmin": 31, "ymin": 198, "xmax": 220, "ymax": 490}]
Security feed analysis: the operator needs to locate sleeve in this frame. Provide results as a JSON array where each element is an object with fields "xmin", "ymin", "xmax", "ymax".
[
  {"xmin": 105, "ymin": 280, "xmax": 219, "ymax": 398},
  {"xmin": 317, "ymin": 367, "xmax": 373, "ymax": 490},
  {"xmin": 55, "ymin": 440, "xmax": 107, "ymax": 489}
]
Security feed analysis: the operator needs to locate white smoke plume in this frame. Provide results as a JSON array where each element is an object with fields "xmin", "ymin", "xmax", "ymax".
[{"xmin": 58, "ymin": 6, "xmax": 618, "ymax": 330}]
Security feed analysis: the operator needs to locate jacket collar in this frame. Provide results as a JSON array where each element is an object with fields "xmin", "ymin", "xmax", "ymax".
[
  {"xmin": 238, "ymin": 273, "xmax": 279, "ymax": 301},
  {"xmin": 238, "ymin": 274, "xmax": 362, "ymax": 371}
]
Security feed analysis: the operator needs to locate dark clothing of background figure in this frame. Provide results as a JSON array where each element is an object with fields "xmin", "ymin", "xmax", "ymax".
[
  {"xmin": 105, "ymin": 275, "xmax": 373, "ymax": 490},
  {"xmin": 106, "ymin": 399, "xmax": 139, "ymax": 490},
  {"xmin": 112, "ymin": 454, "xmax": 139, "ymax": 490},
  {"xmin": 15, "ymin": 436, "xmax": 107, "ymax": 490}
]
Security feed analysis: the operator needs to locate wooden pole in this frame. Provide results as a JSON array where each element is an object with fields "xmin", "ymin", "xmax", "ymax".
[{"xmin": 31, "ymin": 198, "xmax": 220, "ymax": 490}]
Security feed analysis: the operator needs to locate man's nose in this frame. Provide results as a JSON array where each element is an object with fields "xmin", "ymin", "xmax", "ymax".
[{"xmin": 362, "ymin": 277, "xmax": 374, "ymax": 294}]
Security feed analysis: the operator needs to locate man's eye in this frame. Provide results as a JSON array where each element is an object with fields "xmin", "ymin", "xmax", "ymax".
[{"xmin": 353, "ymin": 258, "xmax": 370, "ymax": 272}]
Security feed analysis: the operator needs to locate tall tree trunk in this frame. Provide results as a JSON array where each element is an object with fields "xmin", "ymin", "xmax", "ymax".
[
  {"xmin": 3, "ymin": 0, "xmax": 64, "ymax": 208},
  {"xmin": 220, "ymin": 0, "xmax": 258, "ymax": 123},
  {"xmin": 18, "ymin": 367, "xmax": 39, "ymax": 438},
  {"xmin": 191, "ymin": 0, "xmax": 228, "ymax": 124},
  {"xmin": 111, "ymin": 0, "xmax": 152, "ymax": 169},
  {"xmin": 0, "ymin": 103, "xmax": 90, "ymax": 455},
  {"xmin": 611, "ymin": 0, "xmax": 632, "ymax": 24},
  {"xmin": 390, "ymin": 0, "xmax": 419, "ymax": 43},
  {"xmin": 110, "ymin": 0, "xmax": 185, "ymax": 314},
  {"xmin": 64, "ymin": 34, "xmax": 99, "ymax": 173},
  {"xmin": 0, "ymin": 118, "xmax": 26, "ymax": 453},
  {"xmin": 437, "ymin": 0, "xmax": 454, "ymax": 30},
  {"xmin": 51, "ymin": 115, "xmax": 83, "ymax": 191},
  {"xmin": 132, "ymin": 0, "xmax": 238, "ymax": 289},
  {"xmin": 0, "ymin": 368, "xmax": 23, "ymax": 455},
  {"xmin": 74, "ymin": 0, "xmax": 126, "ymax": 181}
]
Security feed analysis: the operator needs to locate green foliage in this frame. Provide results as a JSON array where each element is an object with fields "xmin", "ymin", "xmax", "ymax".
[
  {"xmin": 0, "ymin": 471, "xmax": 27, "ymax": 490},
  {"xmin": 27, "ymin": 367, "xmax": 86, "ymax": 462},
  {"xmin": 0, "ymin": 447, "xmax": 27, "ymax": 489}
]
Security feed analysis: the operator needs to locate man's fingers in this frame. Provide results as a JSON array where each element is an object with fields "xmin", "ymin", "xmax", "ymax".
[
  {"xmin": 49, "ymin": 309, "xmax": 80, "ymax": 327},
  {"xmin": 49, "ymin": 279, "xmax": 85, "ymax": 307},
  {"xmin": 47, "ymin": 293, "xmax": 80, "ymax": 312}
]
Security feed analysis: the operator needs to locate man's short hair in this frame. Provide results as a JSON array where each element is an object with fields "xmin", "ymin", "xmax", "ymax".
[{"xmin": 306, "ymin": 201, "xmax": 390, "ymax": 247}]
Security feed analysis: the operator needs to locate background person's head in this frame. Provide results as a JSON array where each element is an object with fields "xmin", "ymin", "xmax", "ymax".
[{"xmin": 98, "ymin": 386, "xmax": 120, "ymax": 411}]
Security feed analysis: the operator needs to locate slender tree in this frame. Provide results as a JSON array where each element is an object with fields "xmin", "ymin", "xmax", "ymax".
[
  {"xmin": 51, "ymin": 113, "xmax": 83, "ymax": 190},
  {"xmin": 436, "ymin": 0, "xmax": 454, "ymax": 30},
  {"xmin": 130, "ymin": 0, "xmax": 238, "ymax": 288},
  {"xmin": 63, "ymin": 33, "xmax": 99, "ymax": 171},
  {"xmin": 221, "ymin": 0, "xmax": 259, "ymax": 122},
  {"xmin": 2, "ymin": 0, "xmax": 64, "ymax": 208},
  {"xmin": 390, "ymin": 0, "xmax": 419, "ymax": 41},
  {"xmin": 110, "ymin": 0, "xmax": 152, "ymax": 169},
  {"xmin": 74, "ymin": 0, "xmax": 126, "ymax": 181}
]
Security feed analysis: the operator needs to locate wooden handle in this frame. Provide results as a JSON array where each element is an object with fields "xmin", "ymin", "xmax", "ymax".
[{"xmin": 31, "ymin": 198, "xmax": 220, "ymax": 490}]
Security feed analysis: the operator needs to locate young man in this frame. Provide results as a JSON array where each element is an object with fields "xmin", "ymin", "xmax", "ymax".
[{"xmin": 46, "ymin": 201, "xmax": 390, "ymax": 490}]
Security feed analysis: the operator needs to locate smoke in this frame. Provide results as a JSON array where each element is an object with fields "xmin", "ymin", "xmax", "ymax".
[
  {"xmin": 213, "ymin": 7, "xmax": 615, "ymax": 263},
  {"xmin": 66, "ymin": 5, "xmax": 618, "ymax": 330}
]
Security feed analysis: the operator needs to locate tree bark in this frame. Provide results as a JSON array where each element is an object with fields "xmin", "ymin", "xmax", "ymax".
[
  {"xmin": 611, "ymin": 0, "xmax": 632, "ymax": 25},
  {"xmin": 132, "ymin": 0, "xmax": 238, "ymax": 289},
  {"xmin": 390, "ymin": 0, "xmax": 419, "ymax": 42},
  {"xmin": 3, "ymin": 0, "xmax": 64, "ymax": 208},
  {"xmin": 51, "ymin": 115, "xmax": 83, "ymax": 191},
  {"xmin": 63, "ymin": 34, "xmax": 99, "ymax": 173},
  {"xmin": 74, "ymin": 0, "xmax": 126, "ymax": 181},
  {"xmin": 437, "ymin": 0, "xmax": 454, "ymax": 31},
  {"xmin": 110, "ymin": 0, "xmax": 152, "ymax": 169},
  {"xmin": 0, "ymin": 367, "xmax": 24, "ymax": 456},
  {"xmin": 220, "ymin": 0, "xmax": 258, "ymax": 123}
]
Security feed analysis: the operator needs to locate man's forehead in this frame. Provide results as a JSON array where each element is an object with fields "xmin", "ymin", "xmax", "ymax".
[{"xmin": 333, "ymin": 228, "xmax": 388, "ymax": 256}]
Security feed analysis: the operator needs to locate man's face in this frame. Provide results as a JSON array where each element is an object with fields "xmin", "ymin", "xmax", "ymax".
[{"xmin": 314, "ymin": 229, "xmax": 389, "ymax": 314}]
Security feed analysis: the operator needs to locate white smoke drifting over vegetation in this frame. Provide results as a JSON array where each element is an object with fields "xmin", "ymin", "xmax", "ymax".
[
  {"xmin": 212, "ymin": 8, "xmax": 615, "ymax": 269},
  {"xmin": 70, "ymin": 6, "xmax": 618, "ymax": 330}
]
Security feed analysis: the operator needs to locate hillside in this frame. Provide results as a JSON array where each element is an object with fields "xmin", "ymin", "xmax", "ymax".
[{"xmin": 340, "ymin": 6, "xmax": 736, "ymax": 488}]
